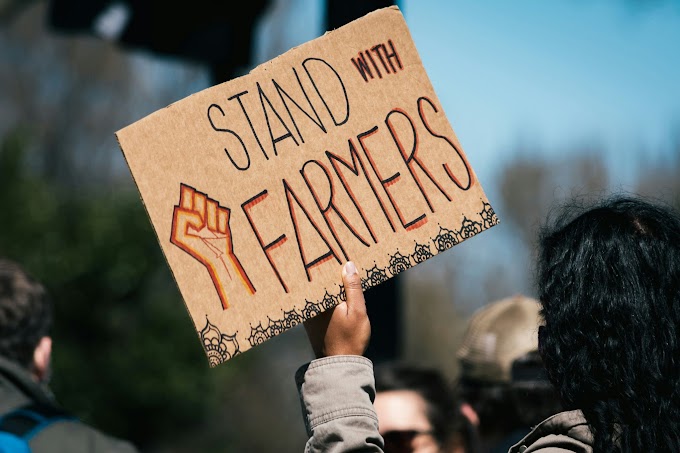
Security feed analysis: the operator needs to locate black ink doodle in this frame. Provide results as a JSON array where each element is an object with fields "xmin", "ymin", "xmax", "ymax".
[
  {"xmin": 458, "ymin": 216, "xmax": 482, "ymax": 240},
  {"xmin": 433, "ymin": 225, "xmax": 458, "ymax": 252},
  {"xmin": 479, "ymin": 201, "xmax": 499, "ymax": 229},
  {"xmin": 200, "ymin": 316, "xmax": 241, "ymax": 367},
  {"xmin": 388, "ymin": 251, "xmax": 412, "ymax": 276},
  {"xmin": 247, "ymin": 322, "xmax": 270, "ymax": 347},
  {"xmin": 411, "ymin": 241, "xmax": 433, "ymax": 264}
]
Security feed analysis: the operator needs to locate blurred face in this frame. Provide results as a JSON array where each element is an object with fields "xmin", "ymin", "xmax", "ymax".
[{"xmin": 375, "ymin": 390, "xmax": 439, "ymax": 453}]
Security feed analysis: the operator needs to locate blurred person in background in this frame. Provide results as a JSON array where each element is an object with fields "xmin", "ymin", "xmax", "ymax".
[
  {"xmin": 374, "ymin": 362, "xmax": 479, "ymax": 453},
  {"xmin": 0, "ymin": 258, "xmax": 138, "ymax": 452},
  {"xmin": 512, "ymin": 195, "xmax": 680, "ymax": 452},
  {"xmin": 456, "ymin": 295, "xmax": 562, "ymax": 453}
]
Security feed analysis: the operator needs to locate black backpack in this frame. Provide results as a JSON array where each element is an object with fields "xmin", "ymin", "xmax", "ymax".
[{"xmin": 0, "ymin": 403, "xmax": 74, "ymax": 453}]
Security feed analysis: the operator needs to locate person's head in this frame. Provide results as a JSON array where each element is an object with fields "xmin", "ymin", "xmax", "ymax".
[
  {"xmin": 0, "ymin": 258, "xmax": 53, "ymax": 383},
  {"xmin": 456, "ymin": 295, "xmax": 561, "ymax": 450},
  {"xmin": 536, "ymin": 195, "xmax": 680, "ymax": 451},
  {"xmin": 374, "ymin": 362, "xmax": 476, "ymax": 453}
]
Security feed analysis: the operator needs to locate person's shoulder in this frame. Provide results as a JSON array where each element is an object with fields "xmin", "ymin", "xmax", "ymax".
[
  {"xmin": 508, "ymin": 410, "xmax": 592, "ymax": 453},
  {"xmin": 31, "ymin": 418, "xmax": 139, "ymax": 453}
]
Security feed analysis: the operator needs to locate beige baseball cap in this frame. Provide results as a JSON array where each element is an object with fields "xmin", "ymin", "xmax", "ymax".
[{"xmin": 457, "ymin": 294, "xmax": 542, "ymax": 384}]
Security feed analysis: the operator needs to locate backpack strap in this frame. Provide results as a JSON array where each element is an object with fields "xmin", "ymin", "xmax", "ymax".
[{"xmin": 0, "ymin": 403, "xmax": 74, "ymax": 440}]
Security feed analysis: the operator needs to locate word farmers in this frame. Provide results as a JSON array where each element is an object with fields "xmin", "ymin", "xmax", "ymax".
[{"xmin": 172, "ymin": 95, "xmax": 474, "ymax": 308}]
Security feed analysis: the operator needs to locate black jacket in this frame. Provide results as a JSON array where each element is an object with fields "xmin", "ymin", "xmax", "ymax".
[{"xmin": 0, "ymin": 356, "xmax": 138, "ymax": 453}]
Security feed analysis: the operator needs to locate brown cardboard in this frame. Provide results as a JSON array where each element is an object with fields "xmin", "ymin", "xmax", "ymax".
[{"xmin": 116, "ymin": 6, "xmax": 499, "ymax": 367}]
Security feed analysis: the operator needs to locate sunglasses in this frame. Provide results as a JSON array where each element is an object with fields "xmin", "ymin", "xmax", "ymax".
[{"xmin": 382, "ymin": 429, "xmax": 435, "ymax": 453}]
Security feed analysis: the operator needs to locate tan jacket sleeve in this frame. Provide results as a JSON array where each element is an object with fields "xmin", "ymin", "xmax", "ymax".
[
  {"xmin": 296, "ymin": 356, "xmax": 384, "ymax": 453},
  {"xmin": 508, "ymin": 410, "xmax": 593, "ymax": 453}
]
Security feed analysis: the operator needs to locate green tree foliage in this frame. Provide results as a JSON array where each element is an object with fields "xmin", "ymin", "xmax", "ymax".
[{"xmin": 0, "ymin": 129, "xmax": 242, "ymax": 449}]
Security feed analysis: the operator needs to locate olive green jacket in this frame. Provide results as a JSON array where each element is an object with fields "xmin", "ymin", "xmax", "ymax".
[{"xmin": 0, "ymin": 356, "xmax": 138, "ymax": 453}]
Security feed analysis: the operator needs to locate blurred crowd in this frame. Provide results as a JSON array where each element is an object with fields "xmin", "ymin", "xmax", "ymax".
[
  {"xmin": 5, "ymin": 193, "xmax": 680, "ymax": 452},
  {"xmin": 2, "ymin": 1, "xmax": 680, "ymax": 453},
  {"xmin": 294, "ymin": 194, "xmax": 680, "ymax": 453}
]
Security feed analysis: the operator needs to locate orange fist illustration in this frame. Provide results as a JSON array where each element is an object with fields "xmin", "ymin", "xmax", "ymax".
[{"xmin": 171, "ymin": 184, "xmax": 255, "ymax": 309}]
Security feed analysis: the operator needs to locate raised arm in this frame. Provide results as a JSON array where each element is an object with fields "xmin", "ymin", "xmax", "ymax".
[{"xmin": 296, "ymin": 261, "xmax": 383, "ymax": 453}]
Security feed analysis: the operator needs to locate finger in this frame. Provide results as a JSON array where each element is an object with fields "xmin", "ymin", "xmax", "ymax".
[
  {"xmin": 193, "ymin": 191, "xmax": 207, "ymax": 221},
  {"xmin": 217, "ymin": 206, "xmax": 229, "ymax": 234},
  {"xmin": 341, "ymin": 261, "xmax": 365, "ymax": 315},
  {"xmin": 206, "ymin": 198, "xmax": 218, "ymax": 231},
  {"xmin": 179, "ymin": 184, "xmax": 194, "ymax": 209}
]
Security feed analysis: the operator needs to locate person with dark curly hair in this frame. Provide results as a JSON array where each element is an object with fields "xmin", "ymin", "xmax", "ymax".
[
  {"xmin": 0, "ymin": 258, "xmax": 138, "ymax": 452},
  {"xmin": 374, "ymin": 362, "xmax": 479, "ymax": 453},
  {"xmin": 510, "ymin": 195, "xmax": 680, "ymax": 452}
]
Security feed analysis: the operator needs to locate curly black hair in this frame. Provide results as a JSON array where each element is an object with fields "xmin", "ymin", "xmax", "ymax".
[
  {"xmin": 536, "ymin": 195, "xmax": 680, "ymax": 452},
  {"xmin": 0, "ymin": 258, "xmax": 52, "ymax": 369}
]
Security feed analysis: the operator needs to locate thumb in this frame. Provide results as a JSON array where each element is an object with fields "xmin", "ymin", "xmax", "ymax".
[{"xmin": 341, "ymin": 261, "xmax": 365, "ymax": 314}]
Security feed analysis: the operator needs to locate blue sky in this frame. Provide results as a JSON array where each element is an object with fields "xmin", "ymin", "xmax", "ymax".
[
  {"xmin": 390, "ymin": 0, "xmax": 680, "ymax": 301},
  {"xmin": 401, "ymin": 0, "xmax": 680, "ymax": 189}
]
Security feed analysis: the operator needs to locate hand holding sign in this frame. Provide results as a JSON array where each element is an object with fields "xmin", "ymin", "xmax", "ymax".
[
  {"xmin": 303, "ymin": 261, "xmax": 371, "ymax": 358},
  {"xmin": 171, "ymin": 184, "xmax": 256, "ymax": 309}
]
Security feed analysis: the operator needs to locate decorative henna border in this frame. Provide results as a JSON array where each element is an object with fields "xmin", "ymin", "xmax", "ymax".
[
  {"xmin": 201, "ymin": 201, "xmax": 499, "ymax": 366},
  {"xmin": 200, "ymin": 316, "xmax": 242, "ymax": 367}
]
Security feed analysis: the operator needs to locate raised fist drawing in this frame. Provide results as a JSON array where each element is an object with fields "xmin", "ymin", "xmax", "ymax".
[{"xmin": 171, "ymin": 184, "xmax": 256, "ymax": 309}]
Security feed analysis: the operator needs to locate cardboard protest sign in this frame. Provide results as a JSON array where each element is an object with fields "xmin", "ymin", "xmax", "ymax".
[{"xmin": 116, "ymin": 6, "xmax": 499, "ymax": 367}]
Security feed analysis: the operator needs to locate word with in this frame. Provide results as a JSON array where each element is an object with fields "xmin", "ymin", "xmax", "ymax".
[{"xmin": 351, "ymin": 39, "xmax": 403, "ymax": 83}]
